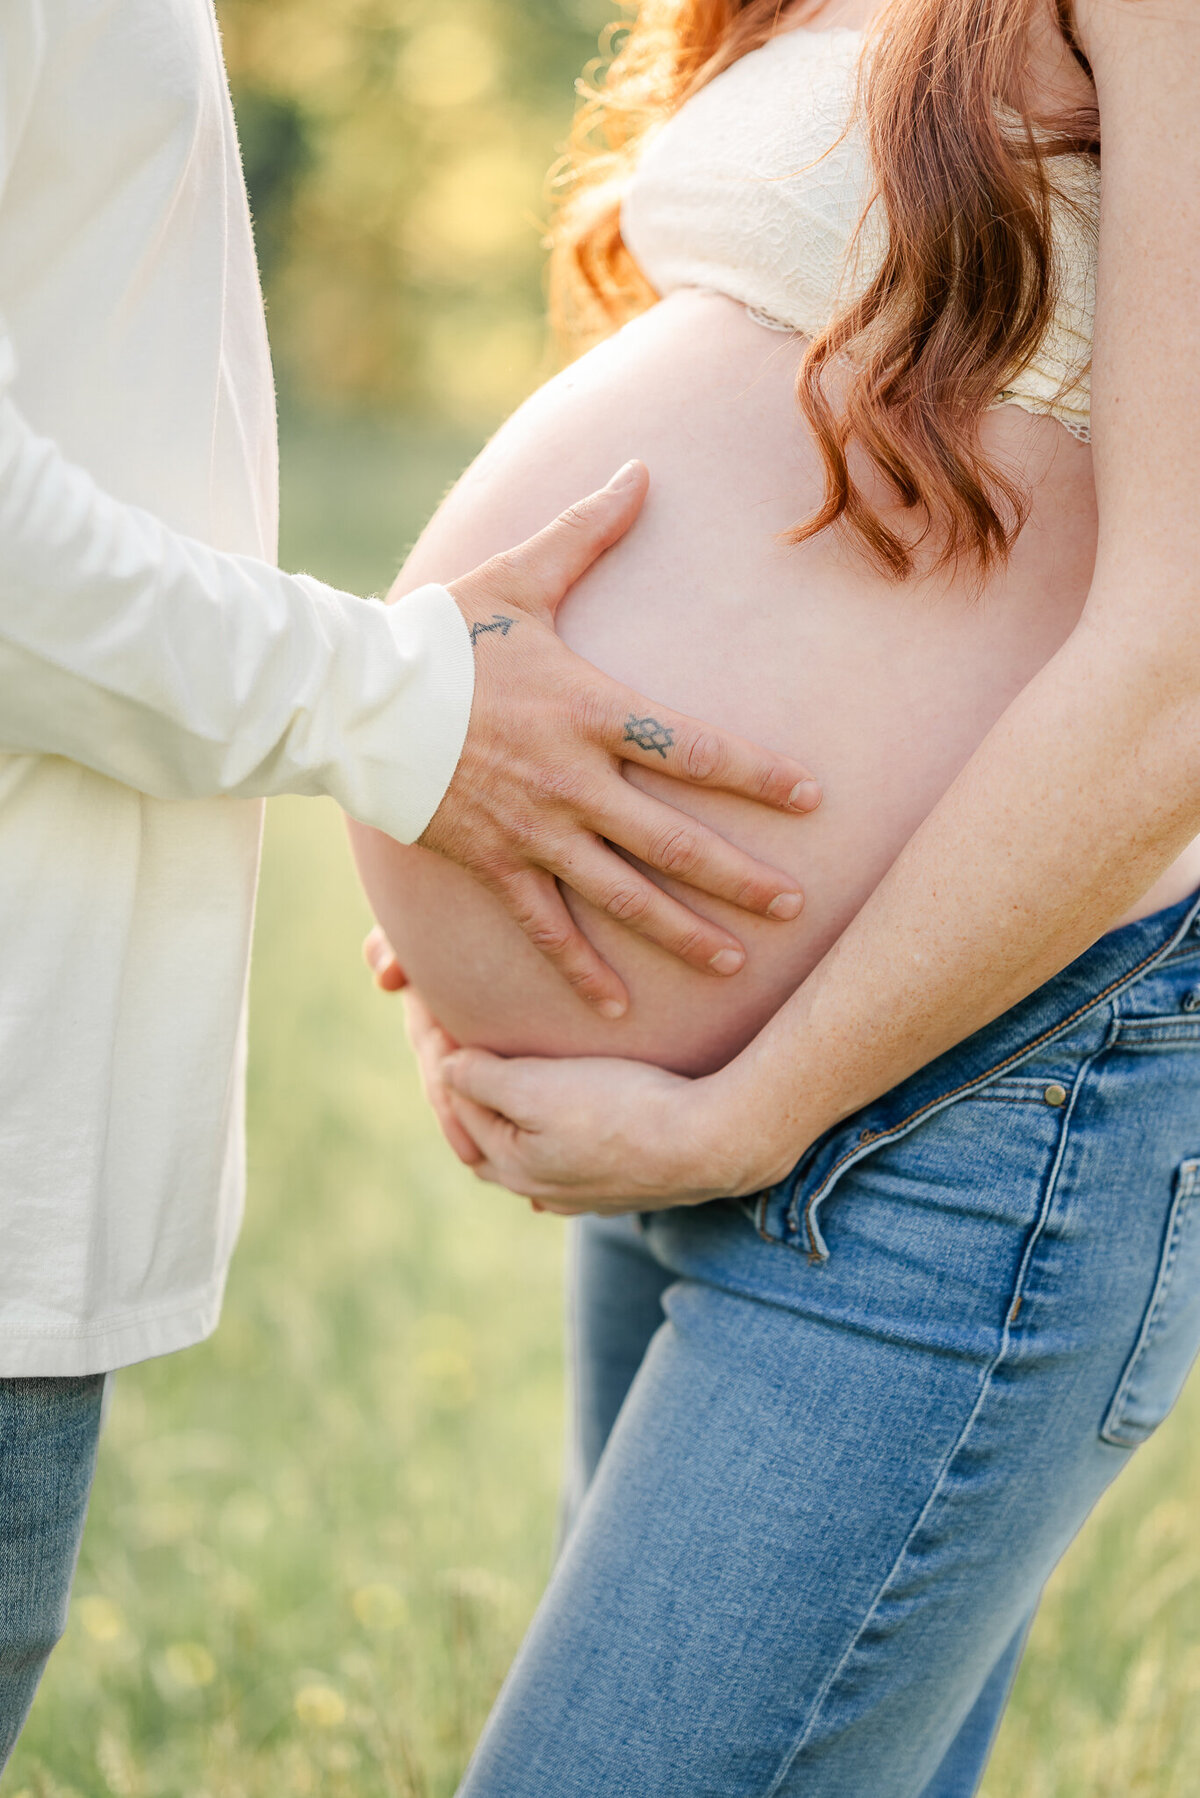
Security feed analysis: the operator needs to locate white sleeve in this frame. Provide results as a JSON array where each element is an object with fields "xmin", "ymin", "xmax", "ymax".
[
  {"xmin": 0, "ymin": 2, "xmax": 474, "ymax": 845},
  {"xmin": 0, "ymin": 352, "xmax": 476, "ymax": 843}
]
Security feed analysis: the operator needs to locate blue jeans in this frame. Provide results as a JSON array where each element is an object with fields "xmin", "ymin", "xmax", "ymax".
[
  {"xmin": 0, "ymin": 1375, "xmax": 106, "ymax": 1768},
  {"xmin": 459, "ymin": 888, "xmax": 1200, "ymax": 1797}
]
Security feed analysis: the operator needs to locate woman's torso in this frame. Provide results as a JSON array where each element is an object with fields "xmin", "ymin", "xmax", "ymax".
[
  {"xmin": 350, "ymin": 17, "xmax": 1200, "ymax": 1078},
  {"xmin": 619, "ymin": 17, "xmax": 1097, "ymax": 441}
]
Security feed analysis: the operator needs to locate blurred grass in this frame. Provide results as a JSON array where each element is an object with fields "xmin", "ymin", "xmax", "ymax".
[{"xmin": 2, "ymin": 411, "xmax": 1199, "ymax": 1796}]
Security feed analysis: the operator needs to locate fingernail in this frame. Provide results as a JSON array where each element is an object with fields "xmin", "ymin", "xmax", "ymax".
[
  {"xmin": 709, "ymin": 947, "xmax": 745, "ymax": 976},
  {"xmin": 788, "ymin": 780, "xmax": 822, "ymax": 812},
  {"xmin": 597, "ymin": 997, "xmax": 627, "ymax": 1020},
  {"xmin": 608, "ymin": 460, "xmax": 641, "ymax": 490},
  {"xmin": 767, "ymin": 892, "xmax": 804, "ymax": 921}
]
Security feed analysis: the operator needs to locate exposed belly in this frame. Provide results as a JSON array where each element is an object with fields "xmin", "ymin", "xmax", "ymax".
[{"xmin": 349, "ymin": 290, "xmax": 1200, "ymax": 1076}]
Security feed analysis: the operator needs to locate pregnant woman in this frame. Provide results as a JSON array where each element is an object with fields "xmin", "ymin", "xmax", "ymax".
[{"xmin": 354, "ymin": 0, "xmax": 1200, "ymax": 1790}]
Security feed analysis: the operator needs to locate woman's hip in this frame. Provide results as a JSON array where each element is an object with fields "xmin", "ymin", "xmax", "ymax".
[
  {"xmin": 644, "ymin": 883, "xmax": 1200, "ymax": 1451},
  {"xmin": 471, "ymin": 895, "xmax": 1200, "ymax": 1796}
]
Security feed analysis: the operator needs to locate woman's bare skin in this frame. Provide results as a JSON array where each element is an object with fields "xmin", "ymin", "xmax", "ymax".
[{"xmin": 351, "ymin": 289, "xmax": 1200, "ymax": 1077}]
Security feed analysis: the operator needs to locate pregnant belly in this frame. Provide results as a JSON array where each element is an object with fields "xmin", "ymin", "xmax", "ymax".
[{"xmin": 349, "ymin": 290, "xmax": 1187, "ymax": 1076}]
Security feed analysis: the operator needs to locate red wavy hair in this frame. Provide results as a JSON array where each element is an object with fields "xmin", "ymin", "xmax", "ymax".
[{"xmin": 548, "ymin": 0, "xmax": 1099, "ymax": 579}]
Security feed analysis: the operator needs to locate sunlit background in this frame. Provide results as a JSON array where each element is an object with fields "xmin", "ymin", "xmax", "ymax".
[
  {"xmin": 4, "ymin": 2, "xmax": 1199, "ymax": 1794},
  {"xmin": 221, "ymin": 0, "xmax": 617, "ymax": 603}
]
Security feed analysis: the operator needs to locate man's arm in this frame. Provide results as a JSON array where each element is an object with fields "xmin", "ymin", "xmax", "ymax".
[
  {"xmin": 0, "ymin": 377, "xmax": 823, "ymax": 1015},
  {"xmin": 0, "ymin": 1, "xmax": 825, "ymax": 1015},
  {"xmin": 0, "ymin": 369, "xmax": 477, "ymax": 843},
  {"xmin": 0, "ymin": 4, "xmax": 471, "ymax": 842}
]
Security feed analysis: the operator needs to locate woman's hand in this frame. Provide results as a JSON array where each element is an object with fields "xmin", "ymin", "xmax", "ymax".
[
  {"xmin": 363, "ymin": 925, "xmax": 409, "ymax": 993},
  {"xmin": 365, "ymin": 925, "xmax": 803, "ymax": 1210},
  {"xmin": 363, "ymin": 928, "xmax": 481, "ymax": 1165},
  {"xmin": 437, "ymin": 1047, "xmax": 792, "ymax": 1215}
]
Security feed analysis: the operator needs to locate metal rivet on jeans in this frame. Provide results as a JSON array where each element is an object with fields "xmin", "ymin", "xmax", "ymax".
[
  {"xmin": 1182, "ymin": 989, "xmax": 1200, "ymax": 1012},
  {"xmin": 1043, "ymin": 1083, "xmax": 1068, "ymax": 1107}
]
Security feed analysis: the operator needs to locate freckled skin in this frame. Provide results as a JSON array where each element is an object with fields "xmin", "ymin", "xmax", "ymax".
[{"xmin": 349, "ymin": 291, "xmax": 1200, "ymax": 1077}]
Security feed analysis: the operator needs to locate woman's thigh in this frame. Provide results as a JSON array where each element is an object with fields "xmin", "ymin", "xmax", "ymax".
[
  {"xmin": 570, "ymin": 1207, "xmax": 1037, "ymax": 1798},
  {"xmin": 562, "ymin": 1214, "xmax": 674, "ymax": 1534},
  {"xmin": 465, "ymin": 1209, "xmax": 1054, "ymax": 1797}
]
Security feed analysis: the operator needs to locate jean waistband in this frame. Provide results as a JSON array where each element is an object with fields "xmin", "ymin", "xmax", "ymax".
[{"xmin": 755, "ymin": 884, "xmax": 1200, "ymax": 1262}]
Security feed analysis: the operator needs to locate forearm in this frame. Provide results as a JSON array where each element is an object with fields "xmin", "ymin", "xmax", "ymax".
[
  {"xmin": 722, "ymin": 599, "xmax": 1200, "ymax": 1178},
  {"xmin": 0, "ymin": 393, "xmax": 474, "ymax": 841},
  {"xmin": 714, "ymin": 0, "xmax": 1200, "ymax": 1185}
]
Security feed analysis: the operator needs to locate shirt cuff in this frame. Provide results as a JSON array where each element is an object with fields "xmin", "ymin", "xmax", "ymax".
[{"xmin": 336, "ymin": 582, "xmax": 476, "ymax": 844}]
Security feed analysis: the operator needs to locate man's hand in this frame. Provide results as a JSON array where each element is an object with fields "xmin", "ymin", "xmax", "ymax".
[{"xmin": 420, "ymin": 462, "xmax": 822, "ymax": 1018}]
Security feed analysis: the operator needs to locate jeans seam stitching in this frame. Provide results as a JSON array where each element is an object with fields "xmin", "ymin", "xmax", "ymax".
[
  {"xmin": 1100, "ymin": 1171, "xmax": 1198, "ymax": 1445},
  {"xmin": 800, "ymin": 931, "xmax": 1181, "ymax": 1258},
  {"xmin": 763, "ymin": 1050, "xmax": 1093, "ymax": 1796}
]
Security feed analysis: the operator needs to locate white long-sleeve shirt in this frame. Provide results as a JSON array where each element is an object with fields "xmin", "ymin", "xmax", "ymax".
[{"xmin": 0, "ymin": 0, "xmax": 476, "ymax": 1374}]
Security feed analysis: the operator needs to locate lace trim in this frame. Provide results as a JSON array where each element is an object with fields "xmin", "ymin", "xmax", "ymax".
[
  {"xmin": 737, "ymin": 308, "xmax": 1094, "ymax": 441},
  {"xmin": 996, "ymin": 387, "xmax": 1091, "ymax": 443},
  {"xmin": 746, "ymin": 304, "xmax": 798, "ymax": 334}
]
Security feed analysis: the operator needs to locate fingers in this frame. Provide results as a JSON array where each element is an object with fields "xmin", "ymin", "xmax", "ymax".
[
  {"xmin": 548, "ymin": 837, "xmax": 755, "ymax": 974},
  {"xmin": 431, "ymin": 1079, "xmax": 484, "ymax": 1166},
  {"xmin": 363, "ymin": 926, "xmax": 408, "ymax": 993},
  {"xmin": 606, "ymin": 692, "xmax": 822, "ymax": 815},
  {"xmin": 403, "ymin": 995, "xmax": 482, "ymax": 1166},
  {"xmin": 484, "ymin": 868, "xmax": 631, "ymax": 1019},
  {"xmin": 441, "ymin": 1052, "xmax": 578, "ymax": 1199},
  {"xmin": 446, "ymin": 1087, "xmax": 529, "ymax": 1186},
  {"xmin": 586, "ymin": 785, "xmax": 805, "ymax": 922},
  {"xmin": 431, "ymin": 1077, "xmax": 485, "ymax": 1166},
  {"xmin": 442, "ymin": 1047, "xmax": 532, "ymax": 1121},
  {"xmin": 452, "ymin": 462, "xmax": 649, "ymax": 624}
]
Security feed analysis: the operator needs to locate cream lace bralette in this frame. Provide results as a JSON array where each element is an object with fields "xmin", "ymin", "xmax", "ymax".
[{"xmin": 620, "ymin": 26, "xmax": 1098, "ymax": 442}]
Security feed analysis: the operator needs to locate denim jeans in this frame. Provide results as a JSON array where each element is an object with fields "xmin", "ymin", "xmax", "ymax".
[
  {"xmin": 458, "ymin": 888, "xmax": 1200, "ymax": 1797},
  {"xmin": 0, "ymin": 1375, "xmax": 106, "ymax": 1768}
]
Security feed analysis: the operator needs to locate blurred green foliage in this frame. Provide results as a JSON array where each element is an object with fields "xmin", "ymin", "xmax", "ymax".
[{"xmin": 219, "ymin": 0, "xmax": 616, "ymax": 427}]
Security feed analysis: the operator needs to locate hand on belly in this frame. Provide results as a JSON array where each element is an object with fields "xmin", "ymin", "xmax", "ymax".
[{"xmin": 350, "ymin": 290, "xmax": 1100, "ymax": 1076}]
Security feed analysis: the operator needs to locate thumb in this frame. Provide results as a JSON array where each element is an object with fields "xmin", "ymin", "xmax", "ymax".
[
  {"xmin": 442, "ymin": 1048, "xmax": 532, "ymax": 1124},
  {"xmin": 458, "ymin": 461, "xmax": 648, "ymax": 625}
]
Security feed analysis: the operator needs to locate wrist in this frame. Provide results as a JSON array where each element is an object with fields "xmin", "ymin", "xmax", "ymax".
[{"xmin": 688, "ymin": 1057, "xmax": 816, "ymax": 1199}]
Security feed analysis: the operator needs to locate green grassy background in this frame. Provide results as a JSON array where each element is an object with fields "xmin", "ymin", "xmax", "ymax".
[{"xmin": 5, "ymin": 414, "xmax": 1200, "ymax": 1797}]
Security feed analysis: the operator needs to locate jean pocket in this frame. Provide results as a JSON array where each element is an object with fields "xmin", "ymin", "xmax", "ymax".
[
  {"xmin": 1100, "ymin": 1157, "xmax": 1200, "ymax": 1448},
  {"xmin": 968, "ymin": 1074, "xmax": 1074, "ymax": 1105}
]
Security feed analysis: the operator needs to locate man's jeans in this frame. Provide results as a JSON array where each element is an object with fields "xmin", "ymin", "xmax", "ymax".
[{"xmin": 0, "ymin": 1375, "xmax": 106, "ymax": 1768}]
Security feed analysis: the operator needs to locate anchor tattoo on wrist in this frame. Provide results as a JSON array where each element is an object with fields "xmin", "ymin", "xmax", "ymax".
[
  {"xmin": 623, "ymin": 714, "xmax": 675, "ymax": 759},
  {"xmin": 469, "ymin": 614, "xmax": 516, "ymax": 648}
]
